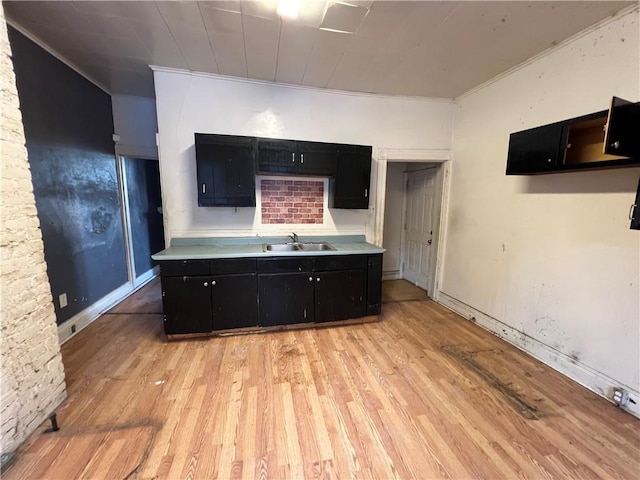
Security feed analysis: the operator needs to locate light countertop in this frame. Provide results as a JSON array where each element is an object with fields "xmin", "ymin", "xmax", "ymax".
[{"xmin": 151, "ymin": 235, "xmax": 385, "ymax": 260}]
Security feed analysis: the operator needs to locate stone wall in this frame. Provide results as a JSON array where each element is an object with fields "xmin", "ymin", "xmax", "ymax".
[{"xmin": 0, "ymin": 4, "xmax": 66, "ymax": 464}]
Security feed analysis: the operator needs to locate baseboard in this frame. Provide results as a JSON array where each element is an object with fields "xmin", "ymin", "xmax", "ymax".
[
  {"xmin": 382, "ymin": 271, "xmax": 401, "ymax": 281},
  {"xmin": 57, "ymin": 269, "xmax": 159, "ymax": 345},
  {"xmin": 437, "ymin": 292, "xmax": 640, "ymax": 419}
]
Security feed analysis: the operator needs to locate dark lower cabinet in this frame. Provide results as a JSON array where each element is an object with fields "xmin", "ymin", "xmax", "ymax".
[
  {"xmin": 366, "ymin": 254, "xmax": 383, "ymax": 315},
  {"xmin": 160, "ymin": 253, "xmax": 382, "ymax": 335},
  {"xmin": 315, "ymin": 269, "xmax": 365, "ymax": 322},
  {"xmin": 258, "ymin": 273, "xmax": 315, "ymax": 326},
  {"xmin": 212, "ymin": 274, "xmax": 258, "ymax": 330},
  {"xmin": 630, "ymin": 177, "xmax": 640, "ymax": 230},
  {"xmin": 162, "ymin": 276, "xmax": 212, "ymax": 334}
]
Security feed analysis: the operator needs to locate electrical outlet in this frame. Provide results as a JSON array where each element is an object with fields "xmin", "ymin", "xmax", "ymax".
[
  {"xmin": 71, "ymin": 324, "xmax": 76, "ymax": 334},
  {"xmin": 612, "ymin": 388, "xmax": 629, "ymax": 407},
  {"xmin": 59, "ymin": 293, "xmax": 67, "ymax": 309}
]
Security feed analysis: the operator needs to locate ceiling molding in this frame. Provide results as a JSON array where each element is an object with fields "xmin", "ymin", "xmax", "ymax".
[
  {"xmin": 5, "ymin": 18, "xmax": 111, "ymax": 96},
  {"xmin": 149, "ymin": 65, "xmax": 455, "ymax": 104},
  {"xmin": 455, "ymin": 3, "xmax": 640, "ymax": 102}
]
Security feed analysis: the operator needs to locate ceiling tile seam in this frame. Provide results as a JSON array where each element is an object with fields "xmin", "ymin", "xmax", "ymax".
[
  {"xmin": 5, "ymin": 18, "xmax": 111, "ymax": 96},
  {"xmin": 196, "ymin": 1, "xmax": 221, "ymax": 73},
  {"xmin": 150, "ymin": 65, "xmax": 455, "ymax": 104},
  {"xmin": 240, "ymin": 9, "xmax": 249, "ymax": 78},
  {"xmin": 324, "ymin": 50, "xmax": 347, "ymax": 89},
  {"xmin": 273, "ymin": 20, "xmax": 283, "ymax": 83},
  {"xmin": 454, "ymin": 2, "xmax": 640, "ymax": 103},
  {"xmin": 155, "ymin": 1, "xmax": 191, "ymax": 73}
]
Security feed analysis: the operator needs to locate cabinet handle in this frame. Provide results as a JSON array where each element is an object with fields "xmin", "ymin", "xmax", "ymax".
[
  {"xmin": 203, "ymin": 282, "xmax": 208, "ymax": 287},
  {"xmin": 316, "ymin": 277, "xmax": 320, "ymax": 282},
  {"xmin": 364, "ymin": 188, "xmax": 368, "ymax": 198},
  {"xmin": 301, "ymin": 153, "xmax": 304, "ymax": 164},
  {"xmin": 292, "ymin": 152, "xmax": 295, "ymax": 162},
  {"xmin": 630, "ymin": 204, "xmax": 637, "ymax": 220},
  {"xmin": 212, "ymin": 280, "xmax": 216, "ymax": 286},
  {"xmin": 547, "ymin": 158, "xmax": 552, "ymax": 163},
  {"xmin": 308, "ymin": 276, "xmax": 313, "ymax": 282},
  {"xmin": 202, "ymin": 184, "xmax": 206, "ymax": 194},
  {"xmin": 611, "ymin": 141, "xmax": 620, "ymax": 149}
]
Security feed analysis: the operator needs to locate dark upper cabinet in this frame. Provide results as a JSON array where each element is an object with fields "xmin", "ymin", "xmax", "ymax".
[
  {"xmin": 506, "ymin": 123, "xmax": 565, "ymax": 174},
  {"xmin": 332, "ymin": 145, "xmax": 372, "ymax": 209},
  {"xmin": 256, "ymin": 139, "xmax": 298, "ymax": 175},
  {"xmin": 256, "ymin": 139, "xmax": 339, "ymax": 177},
  {"xmin": 297, "ymin": 141, "xmax": 338, "ymax": 176},
  {"xmin": 506, "ymin": 97, "xmax": 640, "ymax": 175},
  {"xmin": 604, "ymin": 96, "xmax": 640, "ymax": 159},
  {"xmin": 630, "ymin": 177, "xmax": 640, "ymax": 231},
  {"xmin": 195, "ymin": 134, "xmax": 256, "ymax": 207}
]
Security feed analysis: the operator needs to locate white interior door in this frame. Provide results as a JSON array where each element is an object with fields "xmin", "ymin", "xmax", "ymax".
[{"xmin": 403, "ymin": 168, "xmax": 436, "ymax": 291}]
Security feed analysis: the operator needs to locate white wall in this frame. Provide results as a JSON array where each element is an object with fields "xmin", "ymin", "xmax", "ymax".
[
  {"xmin": 382, "ymin": 162, "xmax": 405, "ymax": 277},
  {"xmin": 112, "ymin": 94, "xmax": 159, "ymax": 159},
  {"xmin": 152, "ymin": 69, "xmax": 454, "ymax": 241},
  {"xmin": 444, "ymin": 9, "xmax": 640, "ymax": 413}
]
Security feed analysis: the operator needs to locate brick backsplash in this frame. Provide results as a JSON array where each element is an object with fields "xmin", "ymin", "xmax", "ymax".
[{"xmin": 261, "ymin": 179, "xmax": 324, "ymax": 224}]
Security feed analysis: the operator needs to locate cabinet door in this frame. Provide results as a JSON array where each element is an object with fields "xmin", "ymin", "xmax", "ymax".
[
  {"xmin": 315, "ymin": 269, "xmax": 365, "ymax": 322},
  {"xmin": 257, "ymin": 139, "xmax": 298, "ymax": 174},
  {"xmin": 366, "ymin": 254, "xmax": 383, "ymax": 315},
  {"xmin": 161, "ymin": 276, "xmax": 212, "ymax": 334},
  {"xmin": 211, "ymin": 273, "xmax": 258, "ymax": 330},
  {"xmin": 258, "ymin": 273, "xmax": 314, "ymax": 326},
  {"xmin": 604, "ymin": 97, "xmax": 640, "ymax": 159},
  {"xmin": 196, "ymin": 142, "xmax": 255, "ymax": 207},
  {"xmin": 333, "ymin": 145, "xmax": 372, "ymax": 209},
  {"xmin": 297, "ymin": 141, "xmax": 338, "ymax": 176},
  {"xmin": 630, "ymin": 177, "xmax": 640, "ymax": 231},
  {"xmin": 506, "ymin": 123, "xmax": 565, "ymax": 174}
]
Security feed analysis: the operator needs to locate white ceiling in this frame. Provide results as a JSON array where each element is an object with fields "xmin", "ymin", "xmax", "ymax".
[{"xmin": 4, "ymin": 1, "xmax": 635, "ymax": 99}]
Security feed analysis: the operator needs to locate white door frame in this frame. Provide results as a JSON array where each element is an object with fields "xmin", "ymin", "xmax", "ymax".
[{"xmin": 374, "ymin": 149, "xmax": 452, "ymax": 301}]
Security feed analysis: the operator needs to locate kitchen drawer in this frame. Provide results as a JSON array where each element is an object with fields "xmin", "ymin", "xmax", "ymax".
[
  {"xmin": 313, "ymin": 255, "xmax": 367, "ymax": 272},
  {"xmin": 160, "ymin": 259, "xmax": 209, "ymax": 277},
  {"xmin": 257, "ymin": 257, "xmax": 314, "ymax": 274},
  {"xmin": 210, "ymin": 258, "xmax": 256, "ymax": 275}
]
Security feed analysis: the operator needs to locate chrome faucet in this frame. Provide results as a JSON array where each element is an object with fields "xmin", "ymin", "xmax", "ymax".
[{"xmin": 289, "ymin": 232, "xmax": 299, "ymax": 243}]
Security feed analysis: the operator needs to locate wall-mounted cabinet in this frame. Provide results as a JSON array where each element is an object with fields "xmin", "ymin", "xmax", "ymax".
[
  {"xmin": 196, "ymin": 133, "xmax": 372, "ymax": 210},
  {"xmin": 506, "ymin": 97, "xmax": 639, "ymax": 175},
  {"xmin": 195, "ymin": 134, "xmax": 256, "ymax": 207},
  {"xmin": 331, "ymin": 145, "xmax": 373, "ymax": 209}
]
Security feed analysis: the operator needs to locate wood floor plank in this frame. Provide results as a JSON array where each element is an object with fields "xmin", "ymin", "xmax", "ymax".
[{"xmin": 4, "ymin": 283, "xmax": 639, "ymax": 480}]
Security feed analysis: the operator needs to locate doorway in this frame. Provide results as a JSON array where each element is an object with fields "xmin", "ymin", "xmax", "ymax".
[
  {"xmin": 118, "ymin": 156, "xmax": 165, "ymax": 287},
  {"xmin": 382, "ymin": 161, "xmax": 444, "ymax": 298}
]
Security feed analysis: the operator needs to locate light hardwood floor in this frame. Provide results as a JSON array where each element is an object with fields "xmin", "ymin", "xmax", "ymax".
[
  {"xmin": 382, "ymin": 279, "xmax": 428, "ymax": 304},
  {"xmin": 4, "ymin": 278, "xmax": 639, "ymax": 479}
]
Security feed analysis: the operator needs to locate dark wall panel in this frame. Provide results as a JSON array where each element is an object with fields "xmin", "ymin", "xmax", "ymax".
[
  {"xmin": 124, "ymin": 157, "xmax": 165, "ymax": 278},
  {"xmin": 8, "ymin": 27, "xmax": 128, "ymax": 324}
]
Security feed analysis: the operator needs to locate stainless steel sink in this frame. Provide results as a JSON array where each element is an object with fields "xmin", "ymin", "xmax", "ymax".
[
  {"xmin": 297, "ymin": 243, "xmax": 335, "ymax": 251},
  {"xmin": 263, "ymin": 242, "xmax": 336, "ymax": 252}
]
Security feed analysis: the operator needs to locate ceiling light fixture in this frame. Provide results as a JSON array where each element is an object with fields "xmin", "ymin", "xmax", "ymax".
[{"xmin": 277, "ymin": 0, "xmax": 300, "ymax": 19}]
